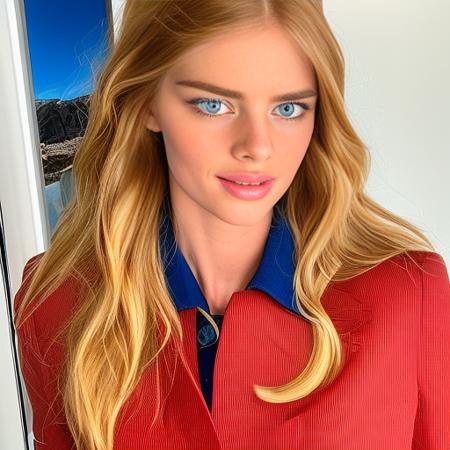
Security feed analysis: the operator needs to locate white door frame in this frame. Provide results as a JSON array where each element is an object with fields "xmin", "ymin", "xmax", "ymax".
[{"xmin": 1, "ymin": 0, "xmax": 49, "ymax": 445}]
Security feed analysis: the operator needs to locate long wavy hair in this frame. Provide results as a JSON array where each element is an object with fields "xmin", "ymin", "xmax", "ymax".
[{"xmin": 14, "ymin": 1, "xmax": 435, "ymax": 449}]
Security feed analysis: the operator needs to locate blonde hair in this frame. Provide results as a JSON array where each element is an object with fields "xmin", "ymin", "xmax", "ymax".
[{"xmin": 15, "ymin": 1, "xmax": 435, "ymax": 449}]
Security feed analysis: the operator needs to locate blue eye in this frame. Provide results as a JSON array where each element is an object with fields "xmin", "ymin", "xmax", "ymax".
[
  {"xmin": 188, "ymin": 98, "xmax": 230, "ymax": 117},
  {"xmin": 186, "ymin": 97, "xmax": 310, "ymax": 121},
  {"xmin": 275, "ymin": 103, "xmax": 309, "ymax": 120}
]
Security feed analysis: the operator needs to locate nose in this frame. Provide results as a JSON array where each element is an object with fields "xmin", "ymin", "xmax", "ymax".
[{"xmin": 231, "ymin": 112, "xmax": 274, "ymax": 161}]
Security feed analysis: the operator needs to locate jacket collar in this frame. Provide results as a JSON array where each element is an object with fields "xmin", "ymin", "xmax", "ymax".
[{"xmin": 158, "ymin": 198, "xmax": 302, "ymax": 317}]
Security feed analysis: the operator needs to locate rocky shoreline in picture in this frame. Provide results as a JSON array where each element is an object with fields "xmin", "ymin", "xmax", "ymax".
[{"xmin": 36, "ymin": 94, "xmax": 90, "ymax": 185}]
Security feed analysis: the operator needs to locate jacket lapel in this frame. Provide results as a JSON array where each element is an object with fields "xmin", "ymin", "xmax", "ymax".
[{"xmin": 166, "ymin": 285, "xmax": 371, "ymax": 448}]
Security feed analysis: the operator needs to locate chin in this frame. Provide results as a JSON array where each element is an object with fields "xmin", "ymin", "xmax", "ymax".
[{"xmin": 211, "ymin": 203, "xmax": 274, "ymax": 226}]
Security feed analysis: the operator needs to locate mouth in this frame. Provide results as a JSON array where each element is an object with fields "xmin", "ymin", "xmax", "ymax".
[
  {"xmin": 216, "ymin": 176, "xmax": 275, "ymax": 200},
  {"xmin": 217, "ymin": 176, "xmax": 271, "ymax": 186}
]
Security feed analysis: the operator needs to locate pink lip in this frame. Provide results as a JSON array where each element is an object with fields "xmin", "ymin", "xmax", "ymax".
[
  {"xmin": 217, "ymin": 173, "xmax": 275, "ymax": 183},
  {"xmin": 217, "ymin": 177, "xmax": 275, "ymax": 200}
]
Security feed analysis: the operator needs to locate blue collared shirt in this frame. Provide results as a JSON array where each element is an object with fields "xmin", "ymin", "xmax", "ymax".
[{"xmin": 158, "ymin": 198, "xmax": 302, "ymax": 409}]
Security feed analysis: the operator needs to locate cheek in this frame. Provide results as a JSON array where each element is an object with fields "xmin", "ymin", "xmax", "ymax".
[
  {"xmin": 281, "ymin": 119, "xmax": 314, "ymax": 171},
  {"xmin": 162, "ymin": 120, "xmax": 214, "ymax": 177}
]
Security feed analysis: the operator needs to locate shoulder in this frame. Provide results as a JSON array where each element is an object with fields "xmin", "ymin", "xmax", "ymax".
[
  {"xmin": 14, "ymin": 252, "xmax": 83, "ymax": 349},
  {"xmin": 412, "ymin": 250, "xmax": 449, "ymax": 277},
  {"xmin": 401, "ymin": 250, "xmax": 449, "ymax": 306},
  {"xmin": 393, "ymin": 250, "xmax": 447, "ymax": 269},
  {"xmin": 14, "ymin": 252, "xmax": 46, "ymax": 319},
  {"xmin": 387, "ymin": 250, "xmax": 449, "ymax": 290},
  {"xmin": 329, "ymin": 250, "xmax": 448, "ymax": 315},
  {"xmin": 412, "ymin": 251, "xmax": 450, "ymax": 313},
  {"xmin": 338, "ymin": 250, "xmax": 447, "ymax": 288}
]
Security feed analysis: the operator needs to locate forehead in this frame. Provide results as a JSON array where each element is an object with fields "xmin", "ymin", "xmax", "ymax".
[{"xmin": 165, "ymin": 23, "xmax": 317, "ymax": 97}]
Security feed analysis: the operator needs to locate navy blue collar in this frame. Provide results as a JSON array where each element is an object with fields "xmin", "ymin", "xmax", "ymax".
[{"xmin": 158, "ymin": 199, "xmax": 301, "ymax": 317}]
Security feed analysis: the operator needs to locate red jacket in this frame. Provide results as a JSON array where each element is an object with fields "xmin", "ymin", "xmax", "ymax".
[{"xmin": 14, "ymin": 250, "xmax": 450, "ymax": 449}]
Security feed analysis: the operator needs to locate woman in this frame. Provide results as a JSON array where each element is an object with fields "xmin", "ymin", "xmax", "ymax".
[{"xmin": 14, "ymin": 1, "xmax": 449, "ymax": 449}]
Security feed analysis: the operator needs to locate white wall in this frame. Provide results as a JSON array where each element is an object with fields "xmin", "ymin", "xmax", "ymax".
[{"xmin": 324, "ymin": 0, "xmax": 450, "ymax": 259}]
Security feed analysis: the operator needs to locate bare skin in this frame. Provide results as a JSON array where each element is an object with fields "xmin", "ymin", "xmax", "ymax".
[{"xmin": 145, "ymin": 22, "xmax": 317, "ymax": 315}]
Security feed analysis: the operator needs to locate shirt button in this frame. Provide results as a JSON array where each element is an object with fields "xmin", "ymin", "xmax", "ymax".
[{"xmin": 197, "ymin": 323, "xmax": 217, "ymax": 347}]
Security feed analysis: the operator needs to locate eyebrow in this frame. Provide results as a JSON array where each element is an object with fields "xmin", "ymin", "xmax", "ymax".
[{"xmin": 175, "ymin": 79, "xmax": 318, "ymax": 102}]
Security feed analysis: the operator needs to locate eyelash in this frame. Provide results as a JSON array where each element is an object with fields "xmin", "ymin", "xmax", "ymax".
[{"xmin": 187, "ymin": 97, "xmax": 311, "ymax": 121}]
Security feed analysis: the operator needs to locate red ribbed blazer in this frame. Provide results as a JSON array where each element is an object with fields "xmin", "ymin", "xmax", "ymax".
[{"xmin": 14, "ymin": 250, "xmax": 450, "ymax": 449}]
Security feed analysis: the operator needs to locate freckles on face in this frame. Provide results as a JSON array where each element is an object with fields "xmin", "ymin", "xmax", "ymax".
[{"xmin": 147, "ymin": 23, "xmax": 317, "ymax": 219}]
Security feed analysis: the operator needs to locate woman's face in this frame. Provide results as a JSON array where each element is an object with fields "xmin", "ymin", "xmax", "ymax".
[{"xmin": 145, "ymin": 23, "xmax": 318, "ymax": 225}]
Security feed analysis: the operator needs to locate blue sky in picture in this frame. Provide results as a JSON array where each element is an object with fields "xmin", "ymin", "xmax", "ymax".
[{"xmin": 24, "ymin": 0, "xmax": 110, "ymax": 101}]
